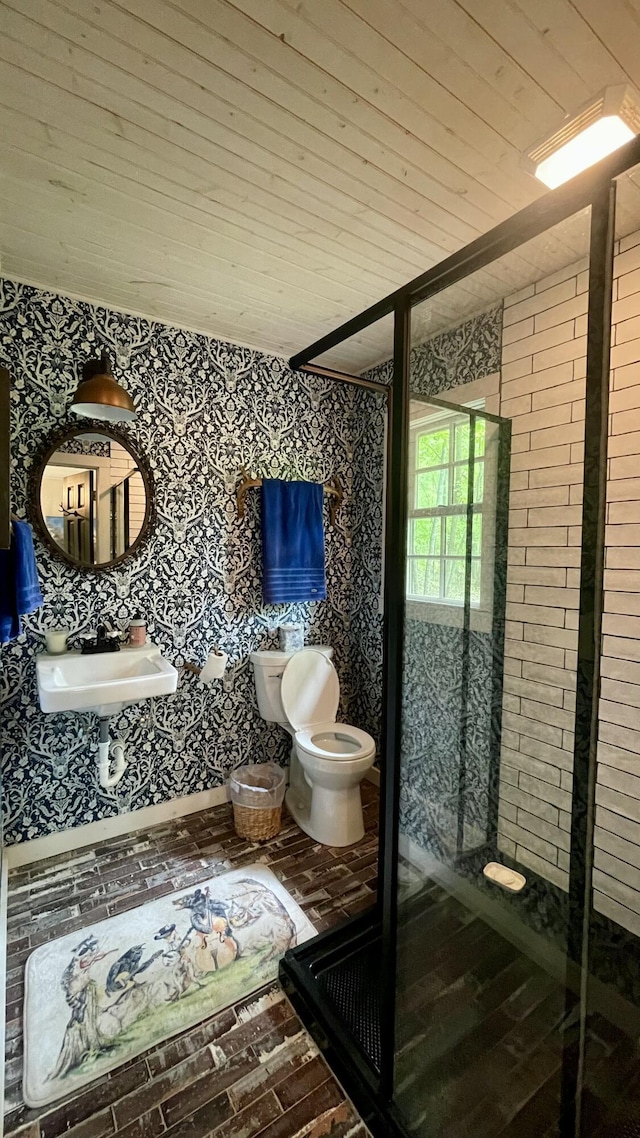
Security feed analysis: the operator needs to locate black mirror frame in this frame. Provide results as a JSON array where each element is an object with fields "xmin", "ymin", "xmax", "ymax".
[{"xmin": 28, "ymin": 420, "xmax": 155, "ymax": 572}]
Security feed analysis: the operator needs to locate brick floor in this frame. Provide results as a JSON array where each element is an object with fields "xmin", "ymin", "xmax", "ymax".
[{"xmin": 4, "ymin": 783, "xmax": 378, "ymax": 1138}]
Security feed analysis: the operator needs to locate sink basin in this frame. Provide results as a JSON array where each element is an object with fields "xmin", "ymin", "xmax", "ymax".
[{"xmin": 36, "ymin": 642, "xmax": 179, "ymax": 716}]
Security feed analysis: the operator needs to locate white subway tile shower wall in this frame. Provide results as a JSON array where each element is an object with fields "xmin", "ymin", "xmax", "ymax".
[
  {"xmin": 497, "ymin": 228, "xmax": 640, "ymax": 939},
  {"xmin": 498, "ymin": 250, "xmax": 587, "ymax": 891},
  {"xmin": 597, "ymin": 232, "xmax": 640, "ymax": 935}
]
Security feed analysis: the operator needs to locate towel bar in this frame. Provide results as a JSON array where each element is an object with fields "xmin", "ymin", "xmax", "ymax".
[{"xmin": 236, "ymin": 470, "xmax": 343, "ymax": 526}]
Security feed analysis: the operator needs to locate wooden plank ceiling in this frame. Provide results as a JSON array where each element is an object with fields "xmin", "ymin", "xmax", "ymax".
[{"xmin": 1, "ymin": 0, "xmax": 640, "ymax": 370}]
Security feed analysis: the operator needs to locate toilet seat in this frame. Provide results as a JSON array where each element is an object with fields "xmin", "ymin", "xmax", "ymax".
[
  {"xmin": 281, "ymin": 649, "xmax": 374, "ymax": 763},
  {"xmin": 295, "ymin": 722, "xmax": 375, "ymax": 761},
  {"xmin": 281, "ymin": 649, "xmax": 340, "ymax": 730}
]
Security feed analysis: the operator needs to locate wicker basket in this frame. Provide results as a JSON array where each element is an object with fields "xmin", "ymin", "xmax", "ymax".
[
  {"xmin": 229, "ymin": 762, "xmax": 286, "ymax": 843},
  {"xmin": 232, "ymin": 802, "xmax": 282, "ymax": 842}
]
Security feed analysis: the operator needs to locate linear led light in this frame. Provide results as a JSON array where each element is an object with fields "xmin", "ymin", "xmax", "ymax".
[{"xmin": 522, "ymin": 85, "xmax": 640, "ymax": 189}]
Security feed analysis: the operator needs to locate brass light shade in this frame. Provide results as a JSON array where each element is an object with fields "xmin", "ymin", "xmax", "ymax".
[{"xmin": 70, "ymin": 350, "xmax": 136, "ymax": 422}]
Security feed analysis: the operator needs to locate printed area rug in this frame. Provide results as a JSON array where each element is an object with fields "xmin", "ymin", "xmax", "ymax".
[{"xmin": 23, "ymin": 865, "xmax": 316, "ymax": 1108}]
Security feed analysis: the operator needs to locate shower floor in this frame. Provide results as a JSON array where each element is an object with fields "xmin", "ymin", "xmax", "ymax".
[
  {"xmin": 284, "ymin": 875, "xmax": 640, "ymax": 1138},
  {"xmin": 3, "ymin": 783, "xmax": 379, "ymax": 1138}
]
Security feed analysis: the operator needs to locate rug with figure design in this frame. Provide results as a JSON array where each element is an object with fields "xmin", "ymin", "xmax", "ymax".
[{"xmin": 23, "ymin": 864, "xmax": 316, "ymax": 1107}]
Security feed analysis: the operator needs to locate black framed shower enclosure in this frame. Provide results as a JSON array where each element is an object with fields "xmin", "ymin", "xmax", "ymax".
[{"xmin": 279, "ymin": 133, "xmax": 640, "ymax": 1138}]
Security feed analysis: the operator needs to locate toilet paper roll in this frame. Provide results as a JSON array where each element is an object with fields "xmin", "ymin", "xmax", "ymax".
[{"xmin": 199, "ymin": 650, "xmax": 228, "ymax": 683}]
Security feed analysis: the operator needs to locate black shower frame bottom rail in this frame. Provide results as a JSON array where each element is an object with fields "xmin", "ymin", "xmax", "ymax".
[{"xmin": 280, "ymin": 906, "xmax": 409, "ymax": 1138}]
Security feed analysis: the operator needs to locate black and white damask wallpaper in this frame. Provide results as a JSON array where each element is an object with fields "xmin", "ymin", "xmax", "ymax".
[
  {"xmin": 364, "ymin": 305, "xmax": 502, "ymax": 394},
  {"xmin": 0, "ymin": 279, "xmax": 385, "ymax": 845},
  {"xmin": 410, "ymin": 305, "xmax": 502, "ymax": 396}
]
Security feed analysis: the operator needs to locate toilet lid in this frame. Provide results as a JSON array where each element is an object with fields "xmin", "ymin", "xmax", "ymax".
[{"xmin": 281, "ymin": 649, "xmax": 339, "ymax": 730}]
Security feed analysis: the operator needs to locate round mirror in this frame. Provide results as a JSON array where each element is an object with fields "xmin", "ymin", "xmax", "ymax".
[{"xmin": 29, "ymin": 423, "xmax": 154, "ymax": 571}]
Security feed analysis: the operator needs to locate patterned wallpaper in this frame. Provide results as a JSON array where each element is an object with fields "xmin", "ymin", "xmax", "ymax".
[
  {"xmin": 364, "ymin": 305, "xmax": 502, "ymax": 394},
  {"xmin": 401, "ymin": 624, "xmax": 497, "ymax": 859},
  {"xmin": 0, "ymin": 279, "xmax": 384, "ymax": 845},
  {"xmin": 57, "ymin": 438, "xmax": 111, "ymax": 457},
  {"xmin": 410, "ymin": 306, "xmax": 503, "ymax": 396}
]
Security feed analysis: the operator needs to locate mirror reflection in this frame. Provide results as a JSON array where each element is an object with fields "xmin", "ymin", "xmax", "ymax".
[{"xmin": 39, "ymin": 432, "xmax": 147, "ymax": 568}]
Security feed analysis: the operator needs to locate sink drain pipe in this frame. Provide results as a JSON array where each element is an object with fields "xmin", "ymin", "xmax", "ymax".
[{"xmin": 98, "ymin": 717, "xmax": 127, "ymax": 789}]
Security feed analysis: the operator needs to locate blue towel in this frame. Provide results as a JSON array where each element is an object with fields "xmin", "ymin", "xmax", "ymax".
[
  {"xmin": 0, "ymin": 520, "xmax": 44, "ymax": 644},
  {"xmin": 0, "ymin": 546, "xmax": 19, "ymax": 644},
  {"xmin": 261, "ymin": 479, "xmax": 326, "ymax": 604}
]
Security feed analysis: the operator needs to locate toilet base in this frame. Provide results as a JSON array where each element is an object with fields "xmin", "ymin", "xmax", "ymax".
[{"xmin": 286, "ymin": 783, "xmax": 365, "ymax": 847}]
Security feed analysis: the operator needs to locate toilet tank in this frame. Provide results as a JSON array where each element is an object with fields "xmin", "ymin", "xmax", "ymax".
[{"xmin": 250, "ymin": 646, "xmax": 333, "ymax": 724}]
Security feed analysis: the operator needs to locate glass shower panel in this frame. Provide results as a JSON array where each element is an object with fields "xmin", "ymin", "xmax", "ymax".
[
  {"xmin": 402, "ymin": 398, "xmax": 504, "ymax": 865},
  {"xmin": 393, "ymin": 208, "xmax": 593, "ymax": 1137}
]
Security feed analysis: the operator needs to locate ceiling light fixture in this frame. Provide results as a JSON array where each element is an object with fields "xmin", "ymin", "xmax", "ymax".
[
  {"xmin": 522, "ymin": 85, "xmax": 640, "ymax": 189},
  {"xmin": 70, "ymin": 350, "xmax": 137, "ymax": 423}
]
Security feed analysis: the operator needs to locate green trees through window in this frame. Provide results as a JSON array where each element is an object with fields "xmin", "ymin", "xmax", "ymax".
[{"xmin": 407, "ymin": 415, "xmax": 485, "ymax": 605}]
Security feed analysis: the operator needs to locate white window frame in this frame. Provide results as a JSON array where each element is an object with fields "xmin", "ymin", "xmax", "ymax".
[
  {"xmin": 406, "ymin": 380, "xmax": 500, "ymax": 634},
  {"xmin": 407, "ymin": 404, "xmax": 485, "ymax": 608}
]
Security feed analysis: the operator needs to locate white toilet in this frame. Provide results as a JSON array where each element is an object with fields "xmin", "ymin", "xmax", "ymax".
[{"xmin": 250, "ymin": 647, "xmax": 376, "ymax": 847}]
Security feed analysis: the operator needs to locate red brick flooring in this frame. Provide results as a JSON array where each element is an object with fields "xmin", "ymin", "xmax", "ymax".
[{"xmin": 4, "ymin": 783, "xmax": 379, "ymax": 1138}]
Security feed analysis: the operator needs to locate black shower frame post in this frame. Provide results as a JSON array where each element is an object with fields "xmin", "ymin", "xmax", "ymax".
[
  {"xmin": 560, "ymin": 178, "xmax": 617, "ymax": 1136},
  {"xmin": 377, "ymin": 297, "xmax": 411, "ymax": 1100},
  {"xmin": 568, "ymin": 178, "xmax": 616, "ymax": 967},
  {"xmin": 485, "ymin": 416, "xmax": 512, "ymax": 847},
  {"xmin": 285, "ymin": 136, "xmax": 640, "ymax": 1134}
]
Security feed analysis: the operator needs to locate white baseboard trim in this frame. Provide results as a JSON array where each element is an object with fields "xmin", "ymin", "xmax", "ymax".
[
  {"xmin": 6, "ymin": 768, "xmax": 379, "ymax": 872},
  {"xmin": 4, "ymin": 784, "xmax": 231, "ymax": 870}
]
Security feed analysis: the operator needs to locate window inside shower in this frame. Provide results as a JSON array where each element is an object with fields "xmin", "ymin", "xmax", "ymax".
[{"xmin": 407, "ymin": 408, "xmax": 486, "ymax": 606}]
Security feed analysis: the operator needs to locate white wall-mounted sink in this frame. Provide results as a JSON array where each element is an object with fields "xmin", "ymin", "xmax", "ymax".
[{"xmin": 36, "ymin": 642, "xmax": 179, "ymax": 716}]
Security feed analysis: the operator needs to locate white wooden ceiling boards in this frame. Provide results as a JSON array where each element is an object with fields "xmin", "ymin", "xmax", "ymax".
[{"xmin": 2, "ymin": 0, "xmax": 640, "ymax": 370}]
